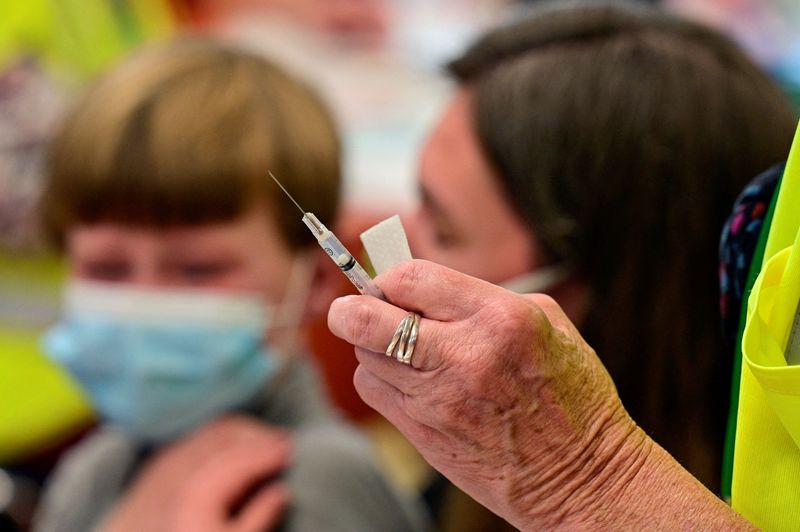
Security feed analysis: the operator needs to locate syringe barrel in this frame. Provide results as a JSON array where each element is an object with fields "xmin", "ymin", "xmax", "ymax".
[
  {"xmin": 318, "ymin": 232, "xmax": 385, "ymax": 300},
  {"xmin": 302, "ymin": 212, "xmax": 384, "ymax": 299}
]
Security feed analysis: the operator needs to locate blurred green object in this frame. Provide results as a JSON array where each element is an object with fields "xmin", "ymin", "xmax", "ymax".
[
  {"xmin": 0, "ymin": 0, "xmax": 174, "ymax": 80},
  {"xmin": 0, "ymin": 252, "xmax": 93, "ymax": 463}
]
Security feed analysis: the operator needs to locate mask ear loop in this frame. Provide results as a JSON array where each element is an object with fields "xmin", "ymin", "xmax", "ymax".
[
  {"xmin": 267, "ymin": 251, "xmax": 315, "ymax": 360},
  {"xmin": 500, "ymin": 265, "xmax": 571, "ymax": 294}
]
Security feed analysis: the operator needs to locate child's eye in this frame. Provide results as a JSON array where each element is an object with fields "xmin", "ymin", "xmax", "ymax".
[{"xmin": 81, "ymin": 260, "xmax": 131, "ymax": 282}]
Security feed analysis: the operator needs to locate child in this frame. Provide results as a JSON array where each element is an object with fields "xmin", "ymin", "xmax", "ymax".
[{"xmin": 34, "ymin": 38, "xmax": 425, "ymax": 532}]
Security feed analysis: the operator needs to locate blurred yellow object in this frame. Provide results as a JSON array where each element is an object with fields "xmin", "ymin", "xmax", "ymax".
[
  {"xmin": 0, "ymin": 0, "xmax": 175, "ymax": 80},
  {"xmin": 0, "ymin": 253, "xmax": 93, "ymax": 463},
  {"xmin": 0, "ymin": 327, "xmax": 93, "ymax": 463}
]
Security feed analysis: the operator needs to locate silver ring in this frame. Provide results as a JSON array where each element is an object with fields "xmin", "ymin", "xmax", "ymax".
[
  {"xmin": 396, "ymin": 314, "xmax": 413, "ymax": 362},
  {"xmin": 386, "ymin": 312, "xmax": 421, "ymax": 365},
  {"xmin": 400, "ymin": 313, "xmax": 421, "ymax": 365},
  {"xmin": 386, "ymin": 315, "xmax": 412, "ymax": 357}
]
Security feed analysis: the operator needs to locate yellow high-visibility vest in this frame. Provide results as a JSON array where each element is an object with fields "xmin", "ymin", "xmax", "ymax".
[{"xmin": 734, "ymin": 121, "xmax": 800, "ymax": 528}]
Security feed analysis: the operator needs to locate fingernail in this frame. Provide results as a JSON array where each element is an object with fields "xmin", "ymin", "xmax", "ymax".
[{"xmin": 330, "ymin": 295, "xmax": 358, "ymax": 315}]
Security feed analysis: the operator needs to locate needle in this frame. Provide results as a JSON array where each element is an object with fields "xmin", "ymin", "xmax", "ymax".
[
  {"xmin": 267, "ymin": 170, "xmax": 384, "ymax": 300},
  {"xmin": 269, "ymin": 171, "xmax": 305, "ymax": 215}
]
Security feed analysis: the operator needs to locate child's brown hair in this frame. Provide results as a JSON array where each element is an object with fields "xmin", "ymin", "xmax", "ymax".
[{"xmin": 44, "ymin": 37, "xmax": 340, "ymax": 251}]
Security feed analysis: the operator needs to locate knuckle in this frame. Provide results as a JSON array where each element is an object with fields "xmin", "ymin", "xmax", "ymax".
[
  {"xmin": 469, "ymin": 297, "xmax": 545, "ymax": 376},
  {"xmin": 384, "ymin": 259, "xmax": 426, "ymax": 297},
  {"xmin": 529, "ymin": 293, "xmax": 558, "ymax": 312},
  {"xmin": 528, "ymin": 293, "xmax": 564, "ymax": 324},
  {"xmin": 492, "ymin": 298, "xmax": 540, "ymax": 340}
]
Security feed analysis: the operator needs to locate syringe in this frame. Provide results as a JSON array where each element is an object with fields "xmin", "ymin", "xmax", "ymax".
[{"xmin": 269, "ymin": 171, "xmax": 385, "ymax": 300}]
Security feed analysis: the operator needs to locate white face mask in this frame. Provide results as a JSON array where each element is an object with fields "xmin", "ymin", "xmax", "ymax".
[{"xmin": 500, "ymin": 265, "xmax": 570, "ymax": 294}]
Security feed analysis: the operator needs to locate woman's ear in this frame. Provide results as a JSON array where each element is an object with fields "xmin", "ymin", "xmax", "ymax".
[{"xmin": 304, "ymin": 246, "xmax": 348, "ymax": 320}]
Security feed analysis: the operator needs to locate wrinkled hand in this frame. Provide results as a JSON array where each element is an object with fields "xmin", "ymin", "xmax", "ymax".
[
  {"xmin": 328, "ymin": 260, "xmax": 645, "ymax": 529},
  {"xmin": 102, "ymin": 416, "xmax": 291, "ymax": 532}
]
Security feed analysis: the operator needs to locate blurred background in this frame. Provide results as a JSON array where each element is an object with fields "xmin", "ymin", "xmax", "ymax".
[{"xmin": 0, "ymin": 0, "xmax": 798, "ymax": 529}]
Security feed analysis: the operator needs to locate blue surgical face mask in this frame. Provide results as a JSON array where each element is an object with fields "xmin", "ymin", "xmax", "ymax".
[{"xmin": 43, "ymin": 281, "xmax": 283, "ymax": 443}]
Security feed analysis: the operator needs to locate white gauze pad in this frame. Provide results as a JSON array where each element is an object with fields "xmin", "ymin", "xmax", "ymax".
[{"xmin": 360, "ymin": 215, "xmax": 413, "ymax": 275}]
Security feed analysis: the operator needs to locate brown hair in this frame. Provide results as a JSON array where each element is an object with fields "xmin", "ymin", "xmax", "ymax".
[
  {"xmin": 450, "ymin": 1, "xmax": 796, "ymax": 490},
  {"xmin": 43, "ymin": 37, "xmax": 340, "ymax": 250}
]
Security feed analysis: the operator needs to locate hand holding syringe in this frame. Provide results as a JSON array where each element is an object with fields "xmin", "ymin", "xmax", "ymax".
[{"xmin": 269, "ymin": 172, "xmax": 385, "ymax": 300}]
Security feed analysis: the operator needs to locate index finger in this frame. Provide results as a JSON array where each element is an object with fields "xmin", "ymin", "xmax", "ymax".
[
  {"xmin": 376, "ymin": 260, "xmax": 503, "ymax": 321},
  {"xmin": 328, "ymin": 294, "xmax": 447, "ymax": 372}
]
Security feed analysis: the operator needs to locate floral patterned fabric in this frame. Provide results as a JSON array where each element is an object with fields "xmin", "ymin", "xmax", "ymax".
[{"xmin": 719, "ymin": 163, "xmax": 783, "ymax": 349}]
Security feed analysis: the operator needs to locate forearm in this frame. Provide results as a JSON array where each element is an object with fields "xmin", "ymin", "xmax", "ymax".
[
  {"xmin": 605, "ymin": 435, "xmax": 752, "ymax": 530},
  {"xmin": 524, "ymin": 425, "xmax": 754, "ymax": 531}
]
